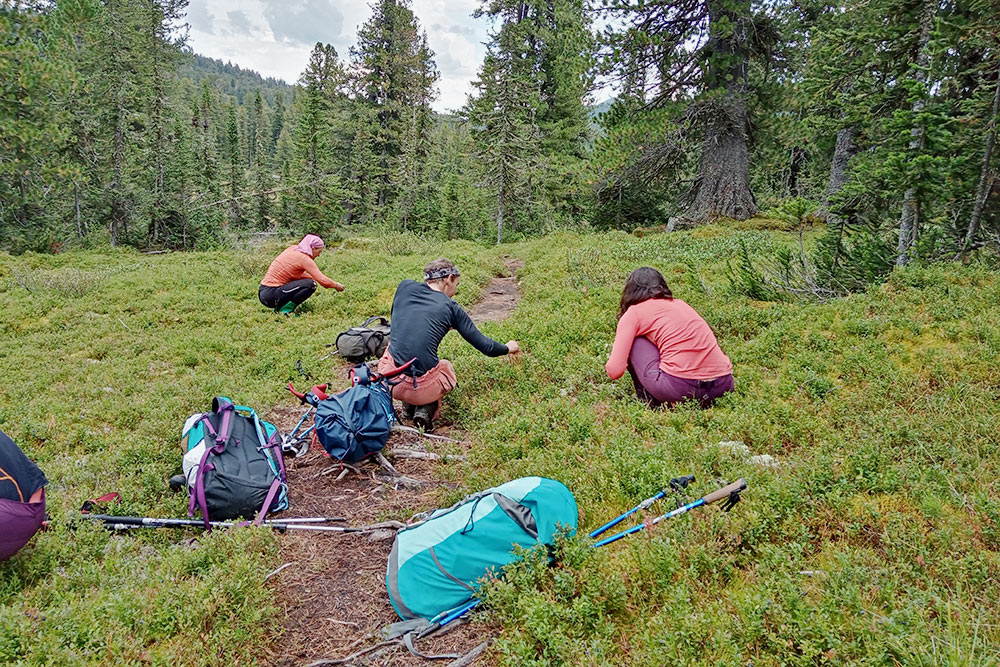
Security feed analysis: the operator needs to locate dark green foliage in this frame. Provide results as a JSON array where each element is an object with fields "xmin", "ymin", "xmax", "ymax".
[
  {"xmin": 349, "ymin": 0, "xmax": 438, "ymax": 228},
  {"xmin": 3, "ymin": 0, "xmax": 999, "ymax": 286},
  {"xmin": 0, "ymin": 4, "xmax": 73, "ymax": 252},
  {"xmin": 467, "ymin": 0, "xmax": 593, "ymax": 243}
]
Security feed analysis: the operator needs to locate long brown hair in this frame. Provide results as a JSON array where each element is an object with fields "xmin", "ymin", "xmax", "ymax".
[{"xmin": 618, "ymin": 267, "xmax": 673, "ymax": 319}]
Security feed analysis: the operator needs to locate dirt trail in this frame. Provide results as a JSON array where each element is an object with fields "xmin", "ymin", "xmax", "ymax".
[
  {"xmin": 266, "ymin": 399, "xmax": 483, "ymax": 666},
  {"xmin": 267, "ymin": 258, "xmax": 524, "ymax": 665},
  {"xmin": 467, "ymin": 257, "xmax": 524, "ymax": 324}
]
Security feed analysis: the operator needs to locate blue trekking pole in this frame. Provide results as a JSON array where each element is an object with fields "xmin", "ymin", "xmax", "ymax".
[
  {"xmin": 429, "ymin": 477, "xmax": 746, "ymax": 631},
  {"xmin": 588, "ymin": 474, "xmax": 696, "ymax": 539},
  {"xmin": 591, "ymin": 478, "xmax": 745, "ymax": 548}
]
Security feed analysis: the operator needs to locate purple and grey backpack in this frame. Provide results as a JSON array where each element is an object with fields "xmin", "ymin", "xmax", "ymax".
[{"xmin": 180, "ymin": 397, "xmax": 289, "ymax": 528}]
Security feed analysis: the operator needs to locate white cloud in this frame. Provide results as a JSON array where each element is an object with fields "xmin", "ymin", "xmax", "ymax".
[
  {"xmin": 225, "ymin": 10, "xmax": 257, "ymax": 37},
  {"xmin": 260, "ymin": 0, "xmax": 345, "ymax": 45},
  {"xmin": 186, "ymin": 2, "xmax": 215, "ymax": 35},
  {"xmin": 185, "ymin": 0, "xmax": 488, "ymax": 111}
]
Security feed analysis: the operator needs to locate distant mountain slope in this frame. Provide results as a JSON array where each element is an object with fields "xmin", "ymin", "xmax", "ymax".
[
  {"xmin": 179, "ymin": 53, "xmax": 297, "ymax": 106},
  {"xmin": 588, "ymin": 98, "xmax": 614, "ymax": 119}
]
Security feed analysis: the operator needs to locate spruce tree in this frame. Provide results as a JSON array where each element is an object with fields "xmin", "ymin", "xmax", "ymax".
[
  {"xmin": 224, "ymin": 101, "xmax": 244, "ymax": 227},
  {"xmin": 351, "ymin": 0, "xmax": 437, "ymax": 224},
  {"xmin": 468, "ymin": 15, "xmax": 542, "ymax": 243},
  {"xmin": 251, "ymin": 90, "xmax": 271, "ymax": 228},
  {"xmin": 0, "ymin": 3, "xmax": 72, "ymax": 250},
  {"xmin": 472, "ymin": 0, "xmax": 592, "ymax": 224},
  {"xmin": 290, "ymin": 42, "xmax": 346, "ymax": 231},
  {"xmin": 270, "ymin": 91, "xmax": 285, "ymax": 157},
  {"xmin": 598, "ymin": 0, "xmax": 774, "ymax": 223},
  {"xmin": 144, "ymin": 0, "xmax": 188, "ymax": 248}
]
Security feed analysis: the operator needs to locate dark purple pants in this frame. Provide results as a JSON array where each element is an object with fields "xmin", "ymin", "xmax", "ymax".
[{"xmin": 627, "ymin": 336, "xmax": 734, "ymax": 408}]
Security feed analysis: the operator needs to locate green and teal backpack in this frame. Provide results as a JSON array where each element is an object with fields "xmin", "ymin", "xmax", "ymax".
[{"xmin": 386, "ymin": 477, "xmax": 577, "ymax": 621}]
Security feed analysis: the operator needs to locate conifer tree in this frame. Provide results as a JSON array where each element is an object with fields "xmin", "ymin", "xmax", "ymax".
[
  {"xmin": 0, "ymin": 3, "xmax": 72, "ymax": 250},
  {"xmin": 598, "ymin": 0, "xmax": 775, "ymax": 223},
  {"xmin": 224, "ymin": 101, "xmax": 244, "ymax": 226},
  {"xmin": 270, "ymin": 91, "xmax": 286, "ymax": 157},
  {"xmin": 50, "ymin": 0, "xmax": 105, "ymax": 241},
  {"xmin": 351, "ymin": 0, "xmax": 438, "ymax": 224},
  {"xmin": 291, "ymin": 42, "xmax": 345, "ymax": 230},
  {"xmin": 251, "ymin": 90, "xmax": 270, "ymax": 228},
  {"xmin": 97, "ymin": 0, "xmax": 148, "ymax": 245},
  {"xmin": 469, "ymin": 13, "xmax": 542, "ymax": 243},
  {"xmin": 191, "ymin": 82, "xmax": 222, "ymax": 233},
  {"xmin": 144, "ymin": 0, "xmax": 188, "ymax": 248},
  {"xmin": 472, "ymin": 0, "xmax": 592, "ymax": 224}
]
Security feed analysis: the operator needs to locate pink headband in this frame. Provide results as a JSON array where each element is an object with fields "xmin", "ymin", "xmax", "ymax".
[{"xmin": 295, "ymin": 234, "xmax": 325, "ymax": 255}]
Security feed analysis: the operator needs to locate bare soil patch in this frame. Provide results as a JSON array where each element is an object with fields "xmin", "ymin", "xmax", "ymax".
[
  {"xmin": 467, "ymin": 257, "xmax": 524, "ymax": 324},
  {"xmin": 264, "ymin": 400, "xmax": 488, "ymax": 665}
]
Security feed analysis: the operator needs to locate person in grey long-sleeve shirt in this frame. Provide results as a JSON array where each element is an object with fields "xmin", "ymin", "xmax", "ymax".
[{"xmin": 377, "ymin": 258, "xmax": 520, "ymax": 431}]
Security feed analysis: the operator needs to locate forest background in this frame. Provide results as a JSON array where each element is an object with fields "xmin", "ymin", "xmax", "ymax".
[{"xmin": 3, "ymin": 0, "xmax": 1000, "ymax": 294}]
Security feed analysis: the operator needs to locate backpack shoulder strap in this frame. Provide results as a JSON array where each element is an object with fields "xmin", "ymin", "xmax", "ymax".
[
  {"xmin": 211, "ymin": 397, "xmax": 236, "ymax": 445},
  {"xmin": 254, "ymin": 478, "xmax": 283, "ymax": 525},
  {"xmin": 362, "ymin": 316, "xmax": 389, "ymax": 328}
]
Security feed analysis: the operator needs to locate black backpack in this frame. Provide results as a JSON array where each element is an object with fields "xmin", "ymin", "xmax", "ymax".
[
  {"xmin": 334, "ymin": 316, "xmax": 391, "ymax": 363},
  {"xmin": 182, "ymin": 398, "xmax": 289, "ymax": 528}
]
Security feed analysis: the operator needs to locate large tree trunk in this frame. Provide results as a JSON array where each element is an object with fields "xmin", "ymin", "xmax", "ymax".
[
  {"xmin": 687, "ymin": 0, "xmax": 756, "ymax": 222},
  {"xmin": 964, "ymin": 60, "xmax": 1000, "ymax": 251},
  {"xmin": 896, "ymin": 0, "xmax": 935, "ymax": 266},
  {"xmin": 821, "ymin": 125, "xmax": 858, "ymax": 221},
  {"xmin": 687, "ymin": 94, "xmax": 757, "ymax": 221}
]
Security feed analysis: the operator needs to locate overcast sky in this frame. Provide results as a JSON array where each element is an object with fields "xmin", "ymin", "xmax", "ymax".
[{"xmin": 185, "ymin": 0, "xmax": 489, "ymax": 112}]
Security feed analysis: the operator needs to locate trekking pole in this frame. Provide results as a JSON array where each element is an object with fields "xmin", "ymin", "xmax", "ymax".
[
  {"xmin": 417, "ymin": 599, "xmax": 481, "ymax": 639},
  {"xmin": 430, "ymin": 477, "xmax": 747, "ymax": 631},
  {"xmin": 81, "ymin": 514, "xmax": 374, "ymax": 533},
  {"xmin": 588, "ymin": 474, "xmax": 696, "ymax": 539},
  {"xmin": 591, "ymin": 478, "xmax": 745, "ymax": 548}
]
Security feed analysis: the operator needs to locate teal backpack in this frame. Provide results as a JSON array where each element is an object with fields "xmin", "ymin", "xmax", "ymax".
[{"xmin": 386, "ymin": 477, "xmax": 577, "ymax": 621}]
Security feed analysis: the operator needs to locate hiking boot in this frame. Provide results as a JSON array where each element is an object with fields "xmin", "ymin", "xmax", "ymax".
[
  {"xmin": 412, "ymin": 401, "xmax": 438, "ymax": 432},
  {"xmin": 400, "ymin": 401, "xmax": 416, "ymax": 420}
]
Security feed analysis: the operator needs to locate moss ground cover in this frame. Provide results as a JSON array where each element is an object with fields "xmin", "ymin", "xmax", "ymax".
[{"xmin": 1, "ymin": 227, "xmax": 998, "ymax": 664}]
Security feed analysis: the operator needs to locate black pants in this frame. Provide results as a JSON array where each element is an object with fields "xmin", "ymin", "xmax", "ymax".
[{"xmin": 258, "ymin": 279, "xmax": 317, "ymax": 309}]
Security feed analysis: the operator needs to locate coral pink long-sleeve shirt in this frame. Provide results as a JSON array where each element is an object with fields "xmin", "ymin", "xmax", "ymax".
[
  {"xmin": 605, "ymin": 298, "xmax": 732, "ymax": 381},
  {"xmin": 260, "ymin": 247, "xmax": 337, "ymax": 289}
]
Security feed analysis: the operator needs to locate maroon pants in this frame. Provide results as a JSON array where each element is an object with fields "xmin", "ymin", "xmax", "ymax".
[{"xmin": 627, "ymin": 336, "xmax": 734, "ymax": 408}]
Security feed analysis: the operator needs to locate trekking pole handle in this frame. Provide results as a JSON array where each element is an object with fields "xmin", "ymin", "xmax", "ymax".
[{"xmin": 701, "ymin": 478, "xmax": 746, "ymax": 505}]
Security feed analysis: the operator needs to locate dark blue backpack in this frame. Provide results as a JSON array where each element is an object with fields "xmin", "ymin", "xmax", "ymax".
[{"xmin": 314, "ymin": 365, "xmax": 397, "ymax": 463}]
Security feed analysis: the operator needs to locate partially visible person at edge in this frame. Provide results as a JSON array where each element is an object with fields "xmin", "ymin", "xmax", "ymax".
[
  {"xmin": 605, "ymin": 267, "xmax": 733, "ymax": 408},
  {"xmin": 0, "ymin": 430, "xmax": 48, "ymax": 561},
  {"xmin": 378, "ymin": 258, "xmax": 520, "ymax": 432},
  {"xmin": 258, "ymin": 234, "xmax": 345, "ymax": 315}
]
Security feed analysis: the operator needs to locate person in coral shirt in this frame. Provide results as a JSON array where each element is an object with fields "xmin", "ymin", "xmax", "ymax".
[
  {"xmin": 258, "ymin": 234, "xmax": 345, "ymax": 315},
  {"xmin": 606, "ymin": 267, "xmax": 734, "ymax": 408}
]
